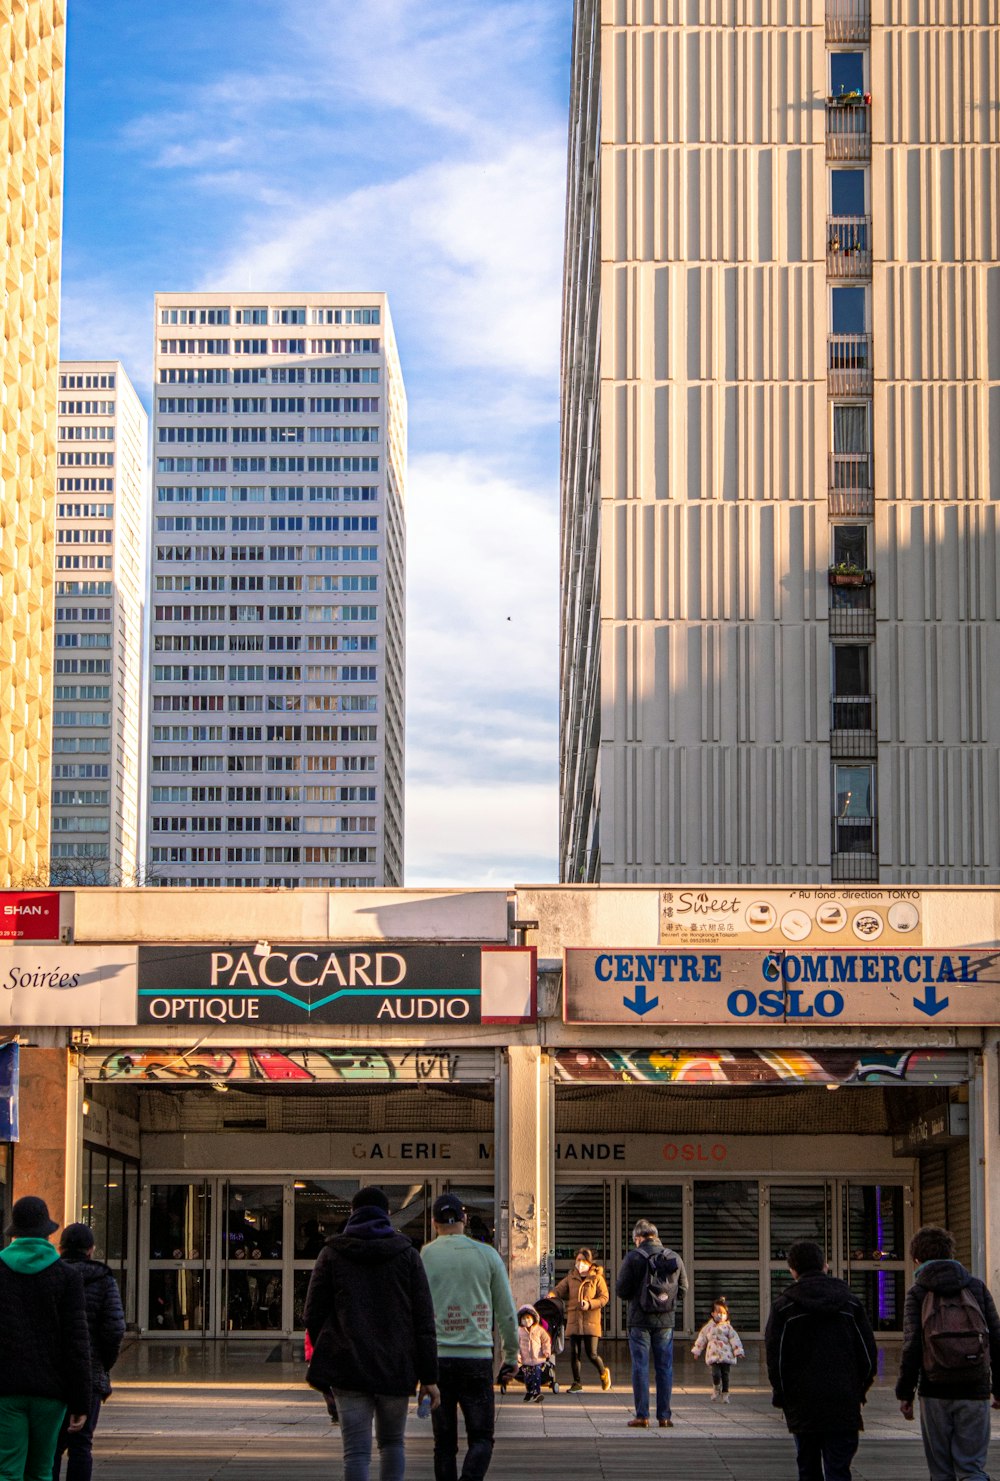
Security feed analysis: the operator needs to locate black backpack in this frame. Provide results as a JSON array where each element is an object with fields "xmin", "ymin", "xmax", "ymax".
[{"xmin": 637, "ymin": 1247, "xmax": 680, "ymax": 1316}]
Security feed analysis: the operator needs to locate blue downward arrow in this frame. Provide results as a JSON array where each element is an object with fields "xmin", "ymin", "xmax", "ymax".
[
  {"xmin": 914, "ymin": 985, "xmax": 950, "ymax": 1017},
  {"xmin": 623, "ymin": 982, "xmax": 659, "ymax": 1017}
]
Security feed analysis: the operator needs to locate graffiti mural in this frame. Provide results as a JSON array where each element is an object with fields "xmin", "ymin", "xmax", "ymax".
[
  {"xmin": 552, "ymin": 1047, "xmax": 971, "ymax": 1086},
  {"xmin": 83, "ymin": 1046, "xmax": 495, "ymax": 1085}
]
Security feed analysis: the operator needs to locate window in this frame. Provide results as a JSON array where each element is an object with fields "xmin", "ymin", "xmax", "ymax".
[
  {"xmin": 830, "ymin": 286, "xmax": 867, "ymax": 335},
  {"xmin": 834, "ymin": 765, "xmax": 875, "ymax": 851},
  {"xmin": 832, "ymin": 525, "xmax": 868, "ymax": 569},
  {"xmin": 830, "ymin": 51, "xmax": 866, "ymax": 96},
  {"xmin": 832, "ymin": 645, "xmax": 870, "ymax": 697},
  {"xmin": 235, "ymin": 307, "xmax": 268, "ymax": 325},
  {"xmin": 830, "ymin": 169, "xmax": 867, "ymax": 216},
  {"xmin": 832, "ymin": 405, "xmax": 869, "ymax": 455}
]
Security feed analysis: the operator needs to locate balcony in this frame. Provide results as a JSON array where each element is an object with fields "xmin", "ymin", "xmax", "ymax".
[
  {"xmin": 826, "ymin": 0, "xmax": 870, "ymax": 41},
  {"xmin": 827, "ymin": 216, "xmax": 871, "ymax": 278},
  {"xmin": 831, "ymin": 823, "xmax": 879, "ymax": 882},
  {"xmin": 830, "ymin": 696, "xmax": 877, "ymax": 758},
  {"xmin": 829, "ymin": 598, "xmax": 875, "ymax": 639},
  {"xmin": 826, "ymin": 100, "xmax": 871, "ymax": 161},
  {"xmin": 829, "ymin": 452, "xmax": 874, "ymax": 516},
  {"xmin": 828, "ymin": 334, "xmax": 873, "ymax": 395}
]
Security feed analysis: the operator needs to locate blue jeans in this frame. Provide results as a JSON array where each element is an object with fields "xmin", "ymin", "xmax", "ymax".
[
  {"xmin": 793, "ymin": 1430, "xmax": 859, "ymax": 1481},
  {"xmin": 52, "ymin": 1396, "xmax": 103, "ymax": 1481},
  {"xmin": 432, "ymin": 1357, "xmax": 495, "ymax": 1481},
  {"xmin": 331, "ymin": 1390, "xmax": 408, "ymax": 1481},
  {"xmin": 628, "ymin": 1326, "xmax": 674, "ymax": 1421},
  {"xmin": 919, "ymin": 1396, "xmax": 992, "ymax": 1481}
]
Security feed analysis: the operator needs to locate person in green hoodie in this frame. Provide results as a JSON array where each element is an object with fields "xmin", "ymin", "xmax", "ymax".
[
  {"xmin": 0, "ymin": 1197, "xmax": 91, "ymax": 1481},
  {"xmin": 421, "ymin": 1194, "xmax": 518, "ymax": 1481}
]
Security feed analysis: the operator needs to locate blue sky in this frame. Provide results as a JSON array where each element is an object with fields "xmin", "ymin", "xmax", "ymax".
[{"xmin": 60, "ymin": 0, "xmax": 572, "ymax": 887}]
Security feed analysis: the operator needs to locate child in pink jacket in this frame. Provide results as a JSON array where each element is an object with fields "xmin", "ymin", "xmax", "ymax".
[
  {"xmin": 691, "ymin": 1298, "xmax": 745, "ymax": 1403},
  {"xmin": 517, "ymin": 1304, "xmax": 552, "ymax": 1403}
]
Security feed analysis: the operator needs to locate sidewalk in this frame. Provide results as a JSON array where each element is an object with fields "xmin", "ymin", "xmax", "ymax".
[{"xmin": 88, "ymin": 1340, "xmax": 987, "ymax": 1479}]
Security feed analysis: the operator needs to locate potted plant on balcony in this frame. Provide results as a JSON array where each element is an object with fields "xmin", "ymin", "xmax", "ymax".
[{"xmin": 829, "ymin": 560, "xmax": 868, "ymax": 587}]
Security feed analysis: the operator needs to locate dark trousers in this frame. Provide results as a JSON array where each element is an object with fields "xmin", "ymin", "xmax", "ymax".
[
  {"xmin": 569, "ymin": 1335, "xmax": 606, "ymax": 1384},
  {"xmin": 793, "ymin": 1429, "xmax": 860, "ymax": 1481},
  {"xmin": 711, "ymin": 1362, "xmax": 731, "ymax": 1393},
  {"xmin": 432, "ymin": 1357, "xmax": 495, "ymax": 1481},
  {"xmin": 52, "ymin": 1396, "xmax": 103, "ymax": 1481}
]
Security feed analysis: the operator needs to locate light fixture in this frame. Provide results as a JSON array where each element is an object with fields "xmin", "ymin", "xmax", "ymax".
[
  {"xmin": 212, "ymin": 1081, "xmax": 230, "ymax": 1094},
  {"xmin": 253, "ymin": 939, "xmax": 271, "ymax": 958},
  {"xmin": 81, "ymin": 1098, "xmax": 91, "ymax": 1116},
  {"xmin": 825, "ymin": 1082, "xmax": 841, "ymax": 1091},
  {"xmin": 294, "ymin": 1182, "xmax": 306, "ymax": 1190}
]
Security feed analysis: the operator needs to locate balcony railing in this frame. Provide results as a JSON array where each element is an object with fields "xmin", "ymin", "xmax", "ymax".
[
  {"xmin": 830, "ymin": 696, "xmax": 877, "ymax": 758},
  {"xmin": 829, "ymin": 452, "xmax": 874, "ymax": 515},
  {"xmin": 827, "ymin": 215, "xmax": 871, "ymax": 278},
  {"xmin": 828, "ymin": 334, "xmax": 873, "ymax": 395},
  {"xmin": 826, "ymin": 100, "xmax": 871, "ymax": 160},
  {"xmin": 826, "ymin": 0, "xmax": 870, "ymax": 41},
  {"xmin": 831, "ymin": 823, "xmax": 879, "ymax": 882},
  {"xmin": 829, "ymin": 605, "xmax": 875, "ymax": 638}
]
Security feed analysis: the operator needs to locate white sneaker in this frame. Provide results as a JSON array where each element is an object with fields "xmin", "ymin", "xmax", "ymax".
[
  {"xmin": 711, "ymin": 1390, "xmax": 720, "ymax": 1401},
  {"xmin": 722, "ymin": 1394, "xmax": 731, "ymax": 1404}
]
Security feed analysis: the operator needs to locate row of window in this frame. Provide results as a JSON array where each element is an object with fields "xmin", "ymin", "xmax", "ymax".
[
  {"xmin": 53, "ymin": 685, "xmax": 110, "ymax": 699},
  {"xmin": 59, "ymin": 425, "xmax": 115, "ymax": 440},
  {"xmin": 153, "ymin": 634, "xmax": 376, "ymax": 653},
  {"xmin": 151, "ymin": 724, "xmax": 377, "ymax": 743},
  {"xmin": 158, "ymin": 426, "xmax": 380, "ymax": 444},
  {"xmin": 157, "ymin": 397, "xmax": 379, "ymax": 414},
  {"xmin": 151, "ymin": 755, "xmax": 376, "ymax": 773},
  {"xmin": 158, "ymin": 338, "xmax": 380, "ymax": 355},
  {"xmin": 152, "ymin": 665, "xmax": 377, "ymax": 682},
  {"xmin": 156, "ymin": 486, "xmax": 378, "ymax": 504},
  {"xmin": 55, "ymin": 581, "xmax": 112, "ymax": 596},
  {"xmin": 149, "ymin": 816, "xmax": 376, "ymax": 833},
  {"xmin": 159, "ymin": 306, "xmax": 380, "ymax": 326},
  {"xmin": 52, "ymin": 816, "xmax": 109, "ymax": 831},
  {"xmin": 54, "ymin": 609, "xmax": 112, "ymax": 623},
  {"xmin": 149, "ymin": 846, "xmax": 377, "ymax": 863},
  {"xmin": 59, "ymin": 453, "xmax": 114, "ymax": 466},
  {"xmin": 151, "ymin": 876, "xmax": 375, "ymax": 887},
  {"xmin": 154, "ymin": 569, "xmax": 378, "ymax": 589},
  {"xmin": 155, "ymin": 456, "xmax": 379, "ymax": 473},
  {"xmin": 152, "ymin": 604, "xmax": 378, "ymax": 622},
  {"xmin": 150, "ymin": 786, "xmax": 376, "ymax": 803},
  {"xmin": 59, "ymin": 374, "xmax": 116, "ymax": 389},
  {"xmin": 58, "ymin": 478, "xmax": 114, "ymax": 492},
  {"xmin": 151, "ymin": 695, "xmax": 378, "ymax": 713},
  {"xmin": 56, "ymin": 556, "xmax": 112, "ymax": 570},
  {"xmin": 57, "ymin": 503, "xmax": 114, "ymax": 518},
  {"xmin": 54, "ymin": 659, "xmax": 112, "ymax": 673},
  {"xmin": 58, "ymin": 529, "xmax": 112, "ymax": 543},
  {"xmin": 58, "ymin": 401, "xmax": 115, "ymax": 415},
  {"xmin": 52, "ymin": 763, "xmax": 110, "ymax": 778},
  {"xmin": 159, "ymin": 367, "xmax": 379, "ymax": 385}
]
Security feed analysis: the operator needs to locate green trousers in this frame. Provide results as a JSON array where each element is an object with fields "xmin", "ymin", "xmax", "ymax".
[{"xmin": 0, "ymin": 1396, "xmax": 67, "ymax": 1481}]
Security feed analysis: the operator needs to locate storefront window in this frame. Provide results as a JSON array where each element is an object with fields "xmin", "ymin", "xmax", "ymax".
[
  {"xmin": 293, "ymin": 1180, "xmax": 355, "ymax": 1256},
  {"xmin": 223, "ymin": 1184, "xmax": 283, "ymax": 1260},
  {"xmin": 149, "ymin": 1183, "xmax": 210, "ymax": 1261},
  {"xmin": 694, "ymin": 1268, "xmax": 760, "ymax": 1335},
  {"xmin": 149, "ymin": 1269, "xmax": 208, "ymax": 1332},
  {"xmin": 694, "ymin": 1181, "xmax": 759, "ymax": 1259}
]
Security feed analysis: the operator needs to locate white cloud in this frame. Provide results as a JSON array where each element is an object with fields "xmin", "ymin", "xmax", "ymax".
[{"xmin": 405, "ymin": 781, "xmax": 557, "ymax": 887}]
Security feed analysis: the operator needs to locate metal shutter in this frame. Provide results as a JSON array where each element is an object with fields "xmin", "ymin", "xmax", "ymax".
[
  {"xmin": 919, "ymin": 1152, "xmax": 947, "ymax": 1230},
  {"xmin": 945, "ymin": 1143, "xmax": 972, "ymax": 1268}
]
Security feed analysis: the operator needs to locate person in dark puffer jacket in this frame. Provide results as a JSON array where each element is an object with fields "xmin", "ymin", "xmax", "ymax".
[
  {"xmin": 896, "ymin": 1224, "xmax": 1000, "ymax": 1481},
  {"xmin": 0, "ymin": 1197, "xmax": 92, "ymax": 1481},
  {"xmin": 52, "ymin": 1223, "xmax": 125, "ymax": 1481},
  {"xmin": 304, "ymin": 1186, "xmax": 439, "ymax": 1481}
]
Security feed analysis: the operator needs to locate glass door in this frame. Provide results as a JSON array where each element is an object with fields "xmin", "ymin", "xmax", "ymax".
[
  {"xmin": 767, "ymin": 1183, "xmax": 834, "ymax": 1315},
  {"xmin": 221, "ymin": 1181, "xmax": 286, "ymax": 1333},
  {"xmin": 144, "ymin": 1180, "xmax": 211, "ymax": 1334},
  {"xmin": 292, "ymin": 1178, "xmax": 357, "ymax": 1331},
  {"xmin": 618, "ymin": 1183, "xmax": 684, "ymax": 1337},
  {"xmin": 690, "ymin": 1180, "xmax": 761, "ymax": 1337},
  {"xmin": 841, "ymin": 1181, "xmax": 909, "ymax": 1332}
]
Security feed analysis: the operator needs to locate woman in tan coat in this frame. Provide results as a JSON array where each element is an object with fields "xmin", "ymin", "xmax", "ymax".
[{"xmin": 549, "ymin": 1248, "xmax": 612, "ymax": 1391}]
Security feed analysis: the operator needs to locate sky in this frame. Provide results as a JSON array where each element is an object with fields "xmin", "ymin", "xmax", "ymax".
[{"xmin": 59, "ymin": 0, "xmax": 572, "ymax": 887}]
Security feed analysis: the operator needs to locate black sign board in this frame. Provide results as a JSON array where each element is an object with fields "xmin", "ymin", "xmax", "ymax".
[{"xmin": 137, "ymin": 944, "xmax": 483, "ymax": 1025}]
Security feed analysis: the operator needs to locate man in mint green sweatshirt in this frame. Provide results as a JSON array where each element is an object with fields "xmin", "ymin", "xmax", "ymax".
[
  {"xmin": 0, "ymin": 1196, "xmax": 91, "ymax": 1481},
  {"xmin": 421, "ymin": 1193, "xmax": 518, "ymax": 1481}
]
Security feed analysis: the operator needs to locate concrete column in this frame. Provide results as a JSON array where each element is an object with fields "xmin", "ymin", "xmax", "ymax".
[
  {"xmin": 12, "ymin": 1046, "xmax": 70, "ymax": 1227},
  {"xmin": 503, "ymin": 1044, "xmax": 552, "ymax": 1306}
]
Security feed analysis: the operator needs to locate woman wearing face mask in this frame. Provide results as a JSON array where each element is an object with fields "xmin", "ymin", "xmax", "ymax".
[{"xmin": 549, "ymin": 1248, "xmax": 611, "ymax": 1392}]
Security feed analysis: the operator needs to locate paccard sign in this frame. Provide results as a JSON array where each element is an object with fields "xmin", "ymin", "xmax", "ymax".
[
  {"xmin": 138, "ymin": 944, "xmax": 490, "ymax": 1025},
  {"xmin": 563, "ymin": 948, "xmax": 1000, "ymax": 1026}
]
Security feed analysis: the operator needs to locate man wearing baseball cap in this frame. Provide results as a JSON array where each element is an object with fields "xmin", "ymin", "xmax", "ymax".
[
  {"xmin": 0, "ymin": 1196, "xmax": 92, "ymax": 1480},
  {"xmin": 421, "ymin": 1193, "xmax": 518, "ymax": 1481}
]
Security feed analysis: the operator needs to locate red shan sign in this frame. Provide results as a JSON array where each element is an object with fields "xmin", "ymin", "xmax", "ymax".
[{"xmin": 0, "ymin": 892, "xmax": 60, "ymax": 942}]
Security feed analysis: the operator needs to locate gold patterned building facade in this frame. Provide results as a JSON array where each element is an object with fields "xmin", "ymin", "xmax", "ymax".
[{"xmin": 0, "ymin": 0, "xmax": 66, "ymax": 883}]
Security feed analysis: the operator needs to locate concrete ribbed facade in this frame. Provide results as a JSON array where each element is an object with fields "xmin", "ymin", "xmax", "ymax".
[
  {"xmin": 560, "ymin": 0, "xmax": 1000, "ymax": 884},
  {"xmin": 0, "ymin": 0, "xmax": 66, "ymax": 884}
]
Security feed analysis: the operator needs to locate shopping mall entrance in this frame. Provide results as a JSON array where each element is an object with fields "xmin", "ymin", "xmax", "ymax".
[{"xmin": 552, "ymin": 1046, "xmax": 973, "ymax": 1339}]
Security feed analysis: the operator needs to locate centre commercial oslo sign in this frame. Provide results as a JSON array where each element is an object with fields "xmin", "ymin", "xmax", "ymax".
[
  {"xmin": 563, "ymin": 947, "xmax": 1000, "ymax": 1026},
  {"xmin": 137, "ymin": 944, "xmax": 535, "ymax": 1025}
]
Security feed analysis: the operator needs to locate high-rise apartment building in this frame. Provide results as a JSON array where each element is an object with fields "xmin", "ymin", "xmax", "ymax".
[
  {"xmin": 0, "ymin": 0, "xmax": 66, "ymax": 884},
  {"xmin": 51, "ymin": 362, "xmax": 146, "ymax": 883},
  {"xmin": 560, "ymin": 0, "xmax": 1000, "ymax": 885},
  {"xmin": 146, "ymin": 292, "xmax": 405, "ymax": 888}
]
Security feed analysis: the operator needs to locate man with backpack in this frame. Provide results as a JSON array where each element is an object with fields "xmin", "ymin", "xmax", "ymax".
[
  {"xmin": 615, "ymin": 1218, "xmax": 687, "ymax": 1428},
  {"xmin": 896, "ymin": 1224, "xmax": 1000, "ymax": 1481}
]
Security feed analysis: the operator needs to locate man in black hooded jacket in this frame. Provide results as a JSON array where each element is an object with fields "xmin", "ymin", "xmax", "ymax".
[
  {"xmin": 304, "ymin": 1186, "xmax": 439, "ymax": 1481},
  {"xmin": 896, "ymin": 1224, "xmax": 1000, "ymax": 1481},
  {"xmin": 765, "ymin": 1239, "xmax": 877, "ymax": 1481}
]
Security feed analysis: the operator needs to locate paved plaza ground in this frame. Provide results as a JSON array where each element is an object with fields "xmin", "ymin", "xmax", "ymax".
[{"xmin": 85, "ymin": 1340, "xmax": 1000, "ymax": 1479}]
